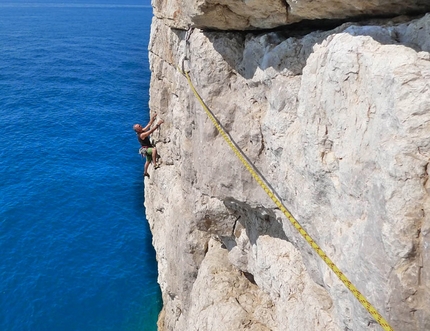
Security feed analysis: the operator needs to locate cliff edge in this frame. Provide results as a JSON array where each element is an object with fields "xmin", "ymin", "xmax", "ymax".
[{"xmin": 145, "ymin": 1, "xmax": 430, "ymax": 330}]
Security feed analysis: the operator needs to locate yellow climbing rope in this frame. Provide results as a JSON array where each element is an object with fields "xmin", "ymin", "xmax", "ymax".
[{"xmin": 180, "ymin": 69, "xmax": 394, "ymax": 331}]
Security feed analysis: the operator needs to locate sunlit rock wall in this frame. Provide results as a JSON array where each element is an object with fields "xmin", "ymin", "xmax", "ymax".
[
  {"xmin": 153, "ymin": 0, "xmax": 430, "ymax": 30},
  {"xmin": 146, "ymin": 2, "xmax": 430, "ymax": 330}
]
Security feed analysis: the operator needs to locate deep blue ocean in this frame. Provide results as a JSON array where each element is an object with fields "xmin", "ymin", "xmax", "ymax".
[{"xmin": 0, "ymin": 1, "xmax": 161, "ymax": 330}]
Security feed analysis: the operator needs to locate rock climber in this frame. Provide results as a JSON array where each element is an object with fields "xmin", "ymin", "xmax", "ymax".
[{"xmin": 133, "ymin": 113, "xmax": 164, "ymax": 178}]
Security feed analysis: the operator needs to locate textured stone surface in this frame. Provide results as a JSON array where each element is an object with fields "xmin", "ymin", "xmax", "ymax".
[
  {"xmin": 152, "ymin": 0, "xmax": 430, "ymax": 30},
  {"xmin": 146, "ymin": 10, "xmax": 430, "ymax": 331},
  {"xmin": 185, "ymin": 238, "xmax": 277, "ymax": 331}
]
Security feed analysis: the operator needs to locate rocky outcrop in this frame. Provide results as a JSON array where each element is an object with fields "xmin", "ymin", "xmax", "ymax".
[
  {"xmin": 146, "ymin": 2, "xmax": 430, "ymax": 330},
  {"xmin": 153, "ymin": 0, "xmax": 430, "ymax": 30}
]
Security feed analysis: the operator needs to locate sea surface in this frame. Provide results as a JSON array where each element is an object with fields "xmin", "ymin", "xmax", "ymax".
[{"xmin": 0, "ymin": 1, "xmax": 161, "ymax": 330}]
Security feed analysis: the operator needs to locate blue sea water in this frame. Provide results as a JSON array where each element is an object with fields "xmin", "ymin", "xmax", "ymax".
[{"xmin": 0, "ymin": 1, "xmax": 161, "ymax": 330}]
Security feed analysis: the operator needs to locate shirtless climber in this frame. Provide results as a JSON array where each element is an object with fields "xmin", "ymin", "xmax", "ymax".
[{"xmin": 133, "ymin": 114, "xmax": 164, "ymax": 178}]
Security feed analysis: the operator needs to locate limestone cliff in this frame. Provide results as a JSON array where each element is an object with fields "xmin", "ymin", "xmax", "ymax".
[{"xmin": 145, "ymin": 1, "xmax": 430, "ymax": 330}]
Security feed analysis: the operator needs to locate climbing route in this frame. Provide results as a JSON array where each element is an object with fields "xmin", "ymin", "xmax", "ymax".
[{"xmin": 178, "ymin": 66, "xmax": 394, "ymax": 331}]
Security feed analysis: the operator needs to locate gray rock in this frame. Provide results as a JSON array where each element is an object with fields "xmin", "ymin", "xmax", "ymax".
[
  {"xmin": 153, "ymin": 0, "xmax": 430, "ymax": 30},
  {"xmin": 146, "ymin": 11, "xmax": 430, "ymax": 331}
]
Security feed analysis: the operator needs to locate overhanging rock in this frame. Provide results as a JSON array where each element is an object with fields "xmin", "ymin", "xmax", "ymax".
[{"xmin": 153, "ymin": 0, "xmax": 430, "ymax": 30}]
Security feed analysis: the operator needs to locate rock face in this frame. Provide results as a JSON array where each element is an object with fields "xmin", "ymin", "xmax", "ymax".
[
  {"xmin": 153, "ymin": 0, "xmax": 430, "ymax": 30},
  {"xmin": 145, "ymin": 2, "xmax": 430, "ymax": 330}
]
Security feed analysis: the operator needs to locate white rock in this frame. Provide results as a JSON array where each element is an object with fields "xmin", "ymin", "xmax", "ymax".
[
  {"xmin": 146, "ymin": 12, "xmax": 430, "ymax": 331},
  {"xmin": 153, "ymin": 0, "xmax": 430, "ymax": 30}
]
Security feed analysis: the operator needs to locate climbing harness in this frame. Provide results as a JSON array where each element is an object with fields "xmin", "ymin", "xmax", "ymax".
[
  {"xmin": 177, "ymin": 44, "xmax": 394, "ymax": 330},
  {"xmin": 138, "ymin": 146, "xmax": 148, "ymax": 159}
]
